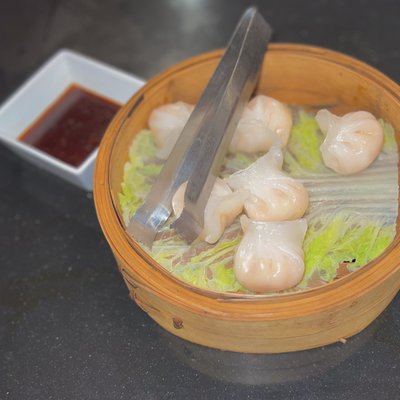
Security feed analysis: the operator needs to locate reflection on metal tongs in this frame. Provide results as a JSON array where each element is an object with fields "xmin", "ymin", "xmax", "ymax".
[{"xmin": 128, "ymin": 7, "xmax": 272, "ymax": 247}]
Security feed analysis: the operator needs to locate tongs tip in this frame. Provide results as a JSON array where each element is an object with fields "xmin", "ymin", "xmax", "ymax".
[
  {"xmin": 127, "ymin": 218, "xmax": 156, "ymax": 248},
  {"xmin": 128, "ymin": 205, "xmax": 170, "ymax": 248},
  {"xmin": 170, "ymin": 210, "xmax": 203, "ymax": 244}
]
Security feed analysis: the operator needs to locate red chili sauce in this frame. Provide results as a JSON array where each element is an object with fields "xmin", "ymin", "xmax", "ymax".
[{"xmin": 19, "ymin": 84, "xmax": 120, "ymax": 167}]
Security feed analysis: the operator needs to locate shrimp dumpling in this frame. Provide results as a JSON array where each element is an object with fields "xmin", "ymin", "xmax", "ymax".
[
  {"xmin": 229, "ymin": 95, "xmax": 293, "ymax": 154},
  {"xmin": 316, "ymin": 109, "xmax": 384, "ymax": 175},
  {"xmin": 227, "ymin": 146, "xmax": 309, "ymax": 221},
  {"xmin": 148, "ymin": 101, "xmax": 194, "ymax": 159},
  {"xmin": 234, "ymin": 216, "xmax": 308, "ymax": 292},
  {"xmin": 172, "ymin": 178, "xmax": 248, "ymax": 244}
]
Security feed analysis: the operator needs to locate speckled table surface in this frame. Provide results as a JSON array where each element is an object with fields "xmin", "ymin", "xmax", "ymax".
[{"xmin": 1, "ymin": 1, "xmax": 400, "ymax": 399}]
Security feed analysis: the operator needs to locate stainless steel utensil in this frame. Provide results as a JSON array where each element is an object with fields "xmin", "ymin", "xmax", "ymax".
[{"xmin": 128, "ymin": 7, "xmax": 272, "ymax": 247}]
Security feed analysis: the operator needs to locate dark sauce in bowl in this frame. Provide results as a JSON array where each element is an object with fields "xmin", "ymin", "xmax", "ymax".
[{"xmin": 19, "ymin": 84, "xmax": 120, "ymax": 167}]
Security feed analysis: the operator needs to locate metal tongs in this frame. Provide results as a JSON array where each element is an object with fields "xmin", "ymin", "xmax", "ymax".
[{"xmin": 128, "ymin": 7, "xmax": 272, "ymax": 247}]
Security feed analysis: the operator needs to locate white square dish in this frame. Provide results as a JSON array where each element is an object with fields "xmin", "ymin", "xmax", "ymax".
[{"xmin": 0, "ymin": 49, "xmax": 145, "ymax": 191}]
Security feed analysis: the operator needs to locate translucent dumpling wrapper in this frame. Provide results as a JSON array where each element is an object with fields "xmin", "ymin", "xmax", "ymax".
[
  {"xmin": 229, "ymin": 95, "xmax": 293, "ymax": 154},
  {"xmin": 235, "ymin": 216, "xmax": 308, "ymax": 292},
  {"xmin": 148, "ymin": 101, "xmax": 194, "ymax": 160},
  {"xmin": 172, "ymin": 178, "xmax": 248, "ymax": 244},
  {"xmin": 227, "ymin": 146, "xmax": 309, "ymax": 221},
  {"xmin": 316, "ymin": 109, "xmax": 384, "ymax": 175}
]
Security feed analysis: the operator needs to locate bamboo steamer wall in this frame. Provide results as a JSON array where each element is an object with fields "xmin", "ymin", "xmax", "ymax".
[{"xmin": 94, "ymin": 44, "xmax": 400, "ymax": 353}]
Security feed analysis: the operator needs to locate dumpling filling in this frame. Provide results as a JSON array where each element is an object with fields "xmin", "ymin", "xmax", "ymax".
[
  {"xmin": 316, "ymin": 109, "xmax": 383, "ymax": 175},
  {"xmin": 234, "ymin": 216, "xmax": 308, "ymax": 292},
  {"xmin": 148, "ymin": 101, "xmax": 194, "ymax": 159},
  {"xmin": 227, "ymin": 146, "xmax": 309, "ymax": 221},
  {"xmin": 229, "ymin": 95, "xmax": 293, "ymax": 154}
]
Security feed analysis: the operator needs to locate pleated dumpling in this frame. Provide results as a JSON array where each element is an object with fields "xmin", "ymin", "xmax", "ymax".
[
  {"xmin": 172, "ymin": 178, "xmax": 248, "ymax": 244},
  {"xmin": 229, "ymin": 95, "xmax": 293, "ymax": 154},
  {"xmin": 234, "ymin": 216, "xmax": 307, "ymax": 292},
  {"xmin": 148, "ymin": 101, "xmax": 194, "ymax": 159},
  {"xmin": 227, "ymin": 146, "xmax": 309, "ymax": 221},
  {"xmin": 316, "ymin": 109, "xmax": 384, "ymax": 175}
]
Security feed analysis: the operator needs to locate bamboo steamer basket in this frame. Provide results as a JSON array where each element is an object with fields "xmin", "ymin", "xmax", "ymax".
[{"xmin": 94, "ymin": 44, "xmax": 400, "ymax": 353}]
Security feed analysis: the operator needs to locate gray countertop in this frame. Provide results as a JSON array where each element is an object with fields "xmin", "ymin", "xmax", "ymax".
[{"xmin": 1, "ymin": 1, "xmax": 399, "ymax": 399}]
